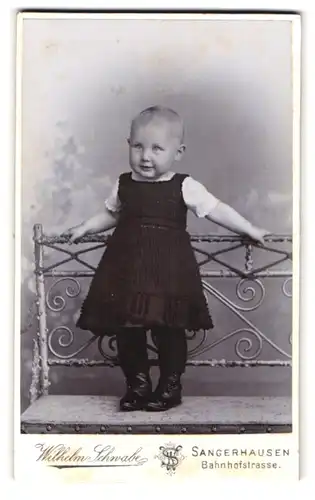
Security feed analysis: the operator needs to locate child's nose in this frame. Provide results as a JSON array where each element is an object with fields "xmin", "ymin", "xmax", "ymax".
[{"xmin": 141, "ymin": 149, "xmax": 150, "ymax": 161}]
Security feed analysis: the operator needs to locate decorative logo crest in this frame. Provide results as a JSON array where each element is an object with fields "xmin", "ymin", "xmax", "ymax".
[{"xmin": 155, "ymin": 442, "xmax": 185, "ymax": 475}]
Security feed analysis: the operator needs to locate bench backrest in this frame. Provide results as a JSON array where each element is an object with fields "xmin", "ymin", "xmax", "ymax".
[{"xmin": 30, "ymin": 223, "xmax": 292, "ymax": 402}]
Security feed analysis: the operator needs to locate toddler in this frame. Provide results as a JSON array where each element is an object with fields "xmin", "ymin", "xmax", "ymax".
[{"xmin": 63, "ymin": 106, "xmax": 268, "ymax": 412}]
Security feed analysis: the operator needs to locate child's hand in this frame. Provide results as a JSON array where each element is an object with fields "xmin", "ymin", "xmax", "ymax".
[
  {"xmin": 61, "ymin": 225, "xmax": 86, "ymax": 244},
  {"xmin": 248, "ymin": 226, "xmax": 271, "ymax": 245}
]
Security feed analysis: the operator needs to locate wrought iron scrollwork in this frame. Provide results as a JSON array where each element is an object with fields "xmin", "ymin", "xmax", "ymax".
[
  {"xmin": 234, "ymin": 328, "xmax": 263, "ymax": 360},
  {"xmin": 32, "ymin": 227, "xmax": 292, "ymax": 373},
  {"xmin": 235, "ymin": 278, "xmax": 265, "ymax": 311},
  {"xmin": 46, "ymin": 278, "xmax": 81, "ymax": 312},
  {"xmin": 282, "ymin": 277, "xmax": 292, "ymax": 298},
  {"xmin": 48, "ymin": 326, "xmax": 96, "ymax": 359},
  {"xmin": 186, "ymin": 329, "xmax": 208, "ymax": 357},
  {"xmin": 200, "ymin": 281, "xmax": 291, "ymax": 360},
  {"xmin": 188, "ymin": 326, "xmax": 263, "ymax": 360},
  {"xmin": 97, "ymin": 335, "xmax": 119, "ymax": 365}
]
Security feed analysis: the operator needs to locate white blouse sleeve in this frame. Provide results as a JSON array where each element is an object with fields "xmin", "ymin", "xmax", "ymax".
[
  {"xmin": 182, "ymin": 176, "xmax": 220, "ymax": 218},
  {"xmin": 104, "ymin": 179, "xmax": 122, "ymax": 213}
]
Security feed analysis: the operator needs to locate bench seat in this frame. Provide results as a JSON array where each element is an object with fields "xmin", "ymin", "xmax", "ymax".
[{"xmin": 21, "ymin": 395, "xmax": 292, "ymax": 434}]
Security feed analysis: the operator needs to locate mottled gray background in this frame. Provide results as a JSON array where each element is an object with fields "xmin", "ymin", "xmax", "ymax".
[{"xmin": 20, "ymin": 18, "xmax": 292, "ymax": 413}]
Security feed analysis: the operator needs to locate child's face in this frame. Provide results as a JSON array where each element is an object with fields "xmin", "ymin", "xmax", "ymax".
[{"xmin": 128, "ymin": 120, "xmax": 185, "ymax": 180}]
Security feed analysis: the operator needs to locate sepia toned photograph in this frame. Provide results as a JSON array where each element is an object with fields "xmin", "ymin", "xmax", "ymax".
[{"xmin": 17, "ymin": 12, "xmax": 299, "ymax": 446}]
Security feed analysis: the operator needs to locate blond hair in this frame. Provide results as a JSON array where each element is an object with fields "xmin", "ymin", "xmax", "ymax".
[{"xmin": 131, "ymin": 105, "xmax": 185, "ymax": 142}]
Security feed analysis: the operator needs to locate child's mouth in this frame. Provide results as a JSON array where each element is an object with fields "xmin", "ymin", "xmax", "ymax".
[{"xmin": 140, "ymin": 165, "xmax": 154, "ymax": 171}]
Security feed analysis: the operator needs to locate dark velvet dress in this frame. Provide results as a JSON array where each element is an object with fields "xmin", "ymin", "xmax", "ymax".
[{"xmin": 77, "ymin": 172, "xmax": 213, "ymax": 335}]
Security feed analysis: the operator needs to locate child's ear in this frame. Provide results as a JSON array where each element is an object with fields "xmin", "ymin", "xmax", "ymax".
[
  {"xmin": 175, "ymin": 144, "xmax": 186, "ymax": 161},
  {"xmin": 127, "ymin": 138, "xmax": 130, "ymax": 145}
]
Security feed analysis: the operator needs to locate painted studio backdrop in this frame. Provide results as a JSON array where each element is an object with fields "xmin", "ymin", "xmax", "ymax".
[{"xmin": 20, "ymin": 18, "xmax": 292, "ymax": 413}]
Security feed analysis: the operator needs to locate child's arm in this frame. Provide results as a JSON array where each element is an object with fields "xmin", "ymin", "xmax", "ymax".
[
  {"xmin": 62, "ymin": 208, "xmax": 119, "ymax": 243},
  {"xmin": 62, "ymin": 178, "xmax": 122, "ymax": 243},
  {"xmin": 183, "ymin": 177, "xmax": 269, "ymax": 244},
  {"xmin": 206, "ymin": 202, "xmax": 268, "ymax": 244}
]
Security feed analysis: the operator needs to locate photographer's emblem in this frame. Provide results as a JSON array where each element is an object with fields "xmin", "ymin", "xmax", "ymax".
[{"xmin": 155, "ymin": 443, "xmax": 185, "ymax": 475}]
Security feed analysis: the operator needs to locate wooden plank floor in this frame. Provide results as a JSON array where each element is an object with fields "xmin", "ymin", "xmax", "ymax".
[{"xmin": 21, "ymin": 395, "xmax": 292, "ymax": 434}]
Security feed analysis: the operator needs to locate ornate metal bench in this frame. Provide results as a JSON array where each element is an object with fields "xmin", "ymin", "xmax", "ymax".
[{"xmin": 21, "ymin": 224, "xmax": 292, "ymax": 434}]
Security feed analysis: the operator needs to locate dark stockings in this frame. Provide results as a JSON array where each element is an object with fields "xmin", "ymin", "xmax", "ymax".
[{"xmin": 116, "ymin": 327, "xmax": 187, "ymax": 411}]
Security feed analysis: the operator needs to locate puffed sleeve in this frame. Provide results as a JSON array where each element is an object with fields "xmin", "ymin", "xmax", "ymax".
[
  {"xmin": 104, "ymin": 179, "xmax": 122, "ymax": 213},
  {"xmin": 182, "ymin": 176, "xmax": 220, "ymax": 217}
]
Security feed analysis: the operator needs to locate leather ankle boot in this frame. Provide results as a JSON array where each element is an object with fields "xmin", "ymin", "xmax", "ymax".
[
  {"xmin": 116, "ymin": 329, "xmax": 151, "ymax": 411},
  {"xmin": 120, "ymin": 372, "xmax": 152, "ymax": 411},
  {"xmin": 145, "ymin": 372, "xmax": 182, "ymax": 412}
]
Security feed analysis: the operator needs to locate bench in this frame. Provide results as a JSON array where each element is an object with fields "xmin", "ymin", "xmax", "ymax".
[{"xmin": 21, "ymin": 224, "xmax": 292, "ymax": 434}]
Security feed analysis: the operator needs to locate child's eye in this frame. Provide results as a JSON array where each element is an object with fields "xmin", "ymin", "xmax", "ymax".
[
  {"xmin": 152, "ymin": 145, "xmax": 163, "ymax": 152},
  {"xmin": 132, "ymin": 144, "xmax": 142, "ymax": 150}
]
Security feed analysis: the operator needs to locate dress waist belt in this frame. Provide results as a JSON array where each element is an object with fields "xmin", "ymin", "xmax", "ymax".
[{"xmin": 119, "ymin": 216, "xmax": 186, "ymax": 230}]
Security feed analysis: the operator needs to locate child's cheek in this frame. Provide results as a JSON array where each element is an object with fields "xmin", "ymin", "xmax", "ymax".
[{"xmin": 131, "ymin": 151, "xmax": 139, "ymax": 163}]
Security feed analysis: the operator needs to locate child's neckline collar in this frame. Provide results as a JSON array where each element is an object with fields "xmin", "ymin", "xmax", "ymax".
[{"xmin": 130, "ymin": 171, "xmax": 176, "ymax": 183}]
